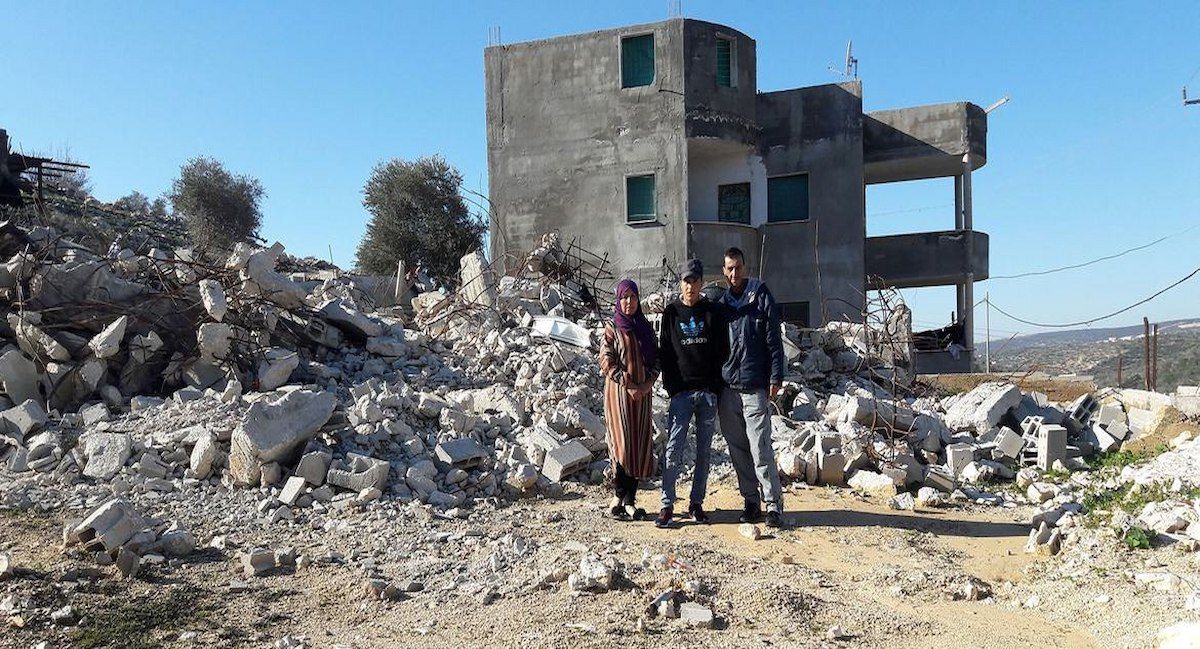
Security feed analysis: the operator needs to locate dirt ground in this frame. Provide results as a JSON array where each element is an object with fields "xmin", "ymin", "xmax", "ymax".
[
  {"xmin": 1, "ymin": 477, "xmax": 1132, "ymax": 649},
  {"xmin": 920, "ymin": 373, "xmax": 1096, "ymax": 403}
]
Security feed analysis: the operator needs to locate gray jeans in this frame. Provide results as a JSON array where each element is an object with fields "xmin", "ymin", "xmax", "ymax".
[{"xmin": 718, "ymin": 387, "xmax": 784, "ymax": 513}]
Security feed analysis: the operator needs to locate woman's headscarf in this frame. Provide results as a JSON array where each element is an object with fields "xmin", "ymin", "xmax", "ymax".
[{"xmin": 613, "ymin": 279, "xmax": 657, "ymax": 367}]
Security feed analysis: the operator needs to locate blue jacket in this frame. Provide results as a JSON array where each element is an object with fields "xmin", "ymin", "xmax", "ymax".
[{"xmin": 718, "ymin": 278, "xmax": 786, "ymax": 390}]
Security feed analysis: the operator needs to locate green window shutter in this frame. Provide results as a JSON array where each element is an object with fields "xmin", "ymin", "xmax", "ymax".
[
  {"xmin": 626, "ymin": 175, "xmax": 656, "ymax": 222},
  {"xmin": 767, "ymin": 174, "xmax": 810, "ymax": 223},
  {"xmin": 718, "ymin": 182, "xmax": 751, "ymax": 224},
  {"xmin": 621, "ymin": 34, "xmax": 655, "ymax": 88},
  {"xmin": 716, "ymin": 38, "xmax": 732, "ymax": 87}
]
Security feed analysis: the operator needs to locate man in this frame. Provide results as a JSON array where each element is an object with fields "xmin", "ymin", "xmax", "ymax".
[
  {"xmin": 717, "ymin": 247, "xmax": 786, "ymax": 528},
  {"xmin": 655, "ymin": 259, "xmax": 726, "ymax": 528}
]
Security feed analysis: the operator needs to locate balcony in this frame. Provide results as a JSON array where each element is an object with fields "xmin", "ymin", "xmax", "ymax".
[
  {"xmin": 864, "ymin": 230, "xmax": 988, "ymax": 289},
  {"xmin": 863, "ymin": 102, "xmax": 987, "ymax": 184}
]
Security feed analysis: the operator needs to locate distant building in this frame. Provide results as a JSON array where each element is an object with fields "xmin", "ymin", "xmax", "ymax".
[{"xmin": 486, "ymin": 19, "xmax": 989, "ymax": 372}]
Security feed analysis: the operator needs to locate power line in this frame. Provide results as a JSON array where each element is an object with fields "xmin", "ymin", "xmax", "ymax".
[
  {"xmin": 990, "ymin": 224, "xmax": 1199, "ymax": 279},
  {"xmin": 987, "ymin": 265, "xmax": 1200, "ymax": 329}
]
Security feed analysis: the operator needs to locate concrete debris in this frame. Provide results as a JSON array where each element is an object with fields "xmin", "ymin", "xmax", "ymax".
[{"xmin": 229, "ymin": 389, "xmax": 336, "ymax": 485}]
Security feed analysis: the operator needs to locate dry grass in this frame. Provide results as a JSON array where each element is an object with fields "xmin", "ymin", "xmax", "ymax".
[{"xmin": 919, "ymin": 372, "xmax": 1096, "ymax": 402}]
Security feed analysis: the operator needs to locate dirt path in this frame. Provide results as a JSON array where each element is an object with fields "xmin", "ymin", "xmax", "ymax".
[{"xmin": 2, "ymin": 479, "xmax": 1111, "ymax": 648}]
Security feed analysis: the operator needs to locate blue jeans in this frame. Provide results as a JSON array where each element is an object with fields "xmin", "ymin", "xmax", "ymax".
[{"xmin": 661, "ymin": 390, "xmax": 717, "ymax": 509}]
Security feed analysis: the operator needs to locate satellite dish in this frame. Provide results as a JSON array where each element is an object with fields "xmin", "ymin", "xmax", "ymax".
[{"xmin": 828, "ymin": 39, "xmax": 859, "ymax": 79}]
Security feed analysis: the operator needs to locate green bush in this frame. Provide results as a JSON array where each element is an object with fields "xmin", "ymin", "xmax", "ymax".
[
  {"xmin": 355, "ymin": 156, "xmax": 485, "ymax": 282},
  {"xmin": 168, "ymin": 157, "xmax": 264, "ymax": 251}
]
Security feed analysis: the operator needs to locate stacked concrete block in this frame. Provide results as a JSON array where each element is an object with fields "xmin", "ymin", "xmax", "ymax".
[{"xmin": 1036, "ymin": 424, "xmax": 1068, "ymax": 471}]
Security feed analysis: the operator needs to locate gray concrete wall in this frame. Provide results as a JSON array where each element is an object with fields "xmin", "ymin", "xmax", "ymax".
[
  {"xmin": 682, "ymin": 20, "xmax": 757, "ymax": 146},
  {"xmin": 686, "ymin": 221, "xmax": 760, "ymax": 284},
  {"xmin": 863, "ymin": 102, "xmax": 987, "ymax": 183},
  {"xmin": 753, "ymin": 82, "xmax": 866, "ymax": 323},
  {"xmin": 865, "ymin": 230, "xmax": 989, "ymax": 289},
  {"xmin": 486, "ymin": 19, "xmax": 688, "ymax": 287}
]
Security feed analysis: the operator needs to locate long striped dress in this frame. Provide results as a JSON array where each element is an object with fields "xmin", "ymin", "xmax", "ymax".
[{"xmin": 599, "ymin": 323, "xmax": 659, "ymax": 478}]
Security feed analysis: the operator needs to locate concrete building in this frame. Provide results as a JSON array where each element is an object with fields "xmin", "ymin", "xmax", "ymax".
[{"xmin": 485, "ymin": 19, "xmax": 989, "ymax": 372}]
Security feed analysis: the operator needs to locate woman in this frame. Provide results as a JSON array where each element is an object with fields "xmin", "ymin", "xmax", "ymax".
[{"xmin": 599, "ymin": 279, "xmax": 660, "ymax": 521}]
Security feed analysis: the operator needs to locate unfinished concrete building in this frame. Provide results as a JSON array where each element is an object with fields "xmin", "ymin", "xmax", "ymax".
[{"xmin": 485, "ymin": 19, "xmax": 989, "ymax": 373}]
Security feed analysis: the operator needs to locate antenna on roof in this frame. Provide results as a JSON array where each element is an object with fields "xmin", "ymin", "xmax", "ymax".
[
  {"xmin": 827, "ymin": 39, "xmax": 858, "ymax": 79},
  {"xmin": 984, "ymin": 95, "xmax": 1011, "ymax": 113},
  {"xmin": 1186, "ymin": 87, "xmax": 1200, "ymax": 107},
  {"xmin": 488, "ymin": 25, "xmax": 502, "ymax": 46},
  {"xmin": 667, "ymin": 0, "xmax": 682, "ymax": 18}
]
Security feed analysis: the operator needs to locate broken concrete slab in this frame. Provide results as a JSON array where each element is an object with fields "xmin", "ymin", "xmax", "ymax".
[
  {"xmin": 944, "ymin": 382, "xmax": 1022, "ymax": 433},
  {"xmin": 318, "ymin": 299, "xmax": 383, "ymax": 339},
  {"xmin": 0, "ymin": 399, "xmax": 47, "ymax": 440},
  {"xmin": 6, "ymin": 313, "xmax": 70, "ymax": 362},
  {"xmin": 530, "ymin": 316, "xmax": 591, "ymax": 349},
  {"xmin": 190, "ymin": 433, "xmax": 217, "ymax": 479},
  {"xmin": 255, "ymin": 347, "xmax": 299, "ymax": 392},
  {"xmin": 228, "ymin": 389, "xmax": 337, "ymax": 486},
  {"xmin": 0, "ymin": 350, "xmax": 41, "ymax": 406},
  {"xmin": 294, "ymin": 451, "xmax": 331, "ymax": 486},
  {"xmin": 87, "ymin": 316, "xmax": 128, "ymax": 359},
  {"xmin": 80, "ymin": 432, "xmax": 132, "ymax": 480}
]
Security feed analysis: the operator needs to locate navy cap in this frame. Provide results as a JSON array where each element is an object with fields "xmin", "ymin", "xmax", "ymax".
[{"xmin": 679, "ymin": 258, "xmax": 703, "ymax": 281}]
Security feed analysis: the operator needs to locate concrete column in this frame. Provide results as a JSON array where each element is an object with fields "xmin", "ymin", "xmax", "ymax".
[
  {"xmin": 961, "ymin": 153, "xmax": 975, "ymax": 360},
  {"xmin": 954, "ymin": 174, "xmax": 963, "ymax": 230},
  {"xmin": 961, "ymin": 154, "xmax": 973, "ymax": 230}
]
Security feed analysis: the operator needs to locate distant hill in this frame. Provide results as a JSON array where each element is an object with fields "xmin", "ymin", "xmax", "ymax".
[{"xmin": 988, "ymin": 318, "xmax": 1200, "ymax": 392}]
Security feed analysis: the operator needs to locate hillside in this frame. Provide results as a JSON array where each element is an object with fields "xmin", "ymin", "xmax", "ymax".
[{"xmin": 989, "ymin": 319, "xmax": 1200, "ymax": 391}]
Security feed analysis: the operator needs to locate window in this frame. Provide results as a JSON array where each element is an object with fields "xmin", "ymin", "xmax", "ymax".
[
  {"xmin": 717, "ymin": 182, "xmax": 751, "ymax": 224},
  {"xmin": 779, "ymin": 301, "xmax": 811, "ymax": 327},
  {"xmin": 626, "ymin": 174, "xmax": 656, "ymax": 222},
  {"xmin": 716, "ymin": 37, "xmax": 734, "ymax": 87},
  {"xmin": 621, "ymin": 34, "xmax": 655, "ymax": 88},
  {"xmin": 767, "ymin": 174, "xmax": 810, "ymax": 223}
]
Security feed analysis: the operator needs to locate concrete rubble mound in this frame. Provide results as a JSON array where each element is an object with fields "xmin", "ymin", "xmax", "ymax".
[{"xmin": 4, "ymin": 220, "xmax": 1199, "ymax": 645}]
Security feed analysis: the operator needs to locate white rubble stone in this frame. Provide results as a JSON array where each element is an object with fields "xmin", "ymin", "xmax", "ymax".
[
  {"xmin": 128, "ymin": 331, "xmax": 163, "ymax": 363},
  {"xmin": 915, "ymin": 487, "xmax": 945, "ymax": 507},
  {"xmin": 847, "ymin": 470, "xmax": 897, "ymax": 498},
  {"xmin": 80, "ymin": 432, "xmax": 132, "ymax": 480},
  {"xmin": 944, "ymin": 382, "xmax": 1022, "ymax": 432},
  {"xmin": 87, "ymin": 316, "xmax": 128, "ymax": 359},
  {"xmin": 889, "ymin": 493, "xmax": 915, "ymax": 510},
  {"xmin": 279, "ymin": 476, "xmax": 307, "ymax": 506},
  {"xmin": 1027, "ymin": 482, "xmax": 1057, "ymax": 504},
  {"xmin": 198, "ymin": 279, "xmax": 228, "ymax": 321},
  {"xmin": 197, "ymin": 323, "xmax": 234, "ymax": 360},
  {"xmin": 228, "ymin": 389, "xmax": 337, "ymax": 486},
  {"xmin": 190, "ymin": 433, "xmax": 217, "ymax": 480},
  {"xmin": 459, "ymin": 250, "xmax": 497, "ymax": 308},
  {"xmin": 6, "ymin": 313, "xmax": 70, "ymax": 362},
  {"xmin": 1, "ymin": 399, "xmax": 48, "ymax": 440},
  {"xmin": 679, "ymin": 603, "xmax": 714, "ymax": 629},
  {"xmin": 256, "ymin": 348, "xmax": 299, "ymax": 392}
]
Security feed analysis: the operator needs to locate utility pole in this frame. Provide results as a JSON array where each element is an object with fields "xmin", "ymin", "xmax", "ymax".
[
  {"xmin": 984, "ymin": 292, "xmax": 991, "ymax": 374},
  {"xmin": 1152, "ymin": 323, "xmax": 1160, "ymax": 392},
  {"xmin": 1143, "ymin": 317, "xmax": 1151, "ymax": 390},
  {"xmin": 1117, "ymin": 349, "xmax": 1123, "ymax": 388}
]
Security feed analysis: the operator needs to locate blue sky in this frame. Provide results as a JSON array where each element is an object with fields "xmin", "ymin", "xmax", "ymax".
[{"xmin": 5, "ymin": 1, "xmax": 1198, "ymax": 342}]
